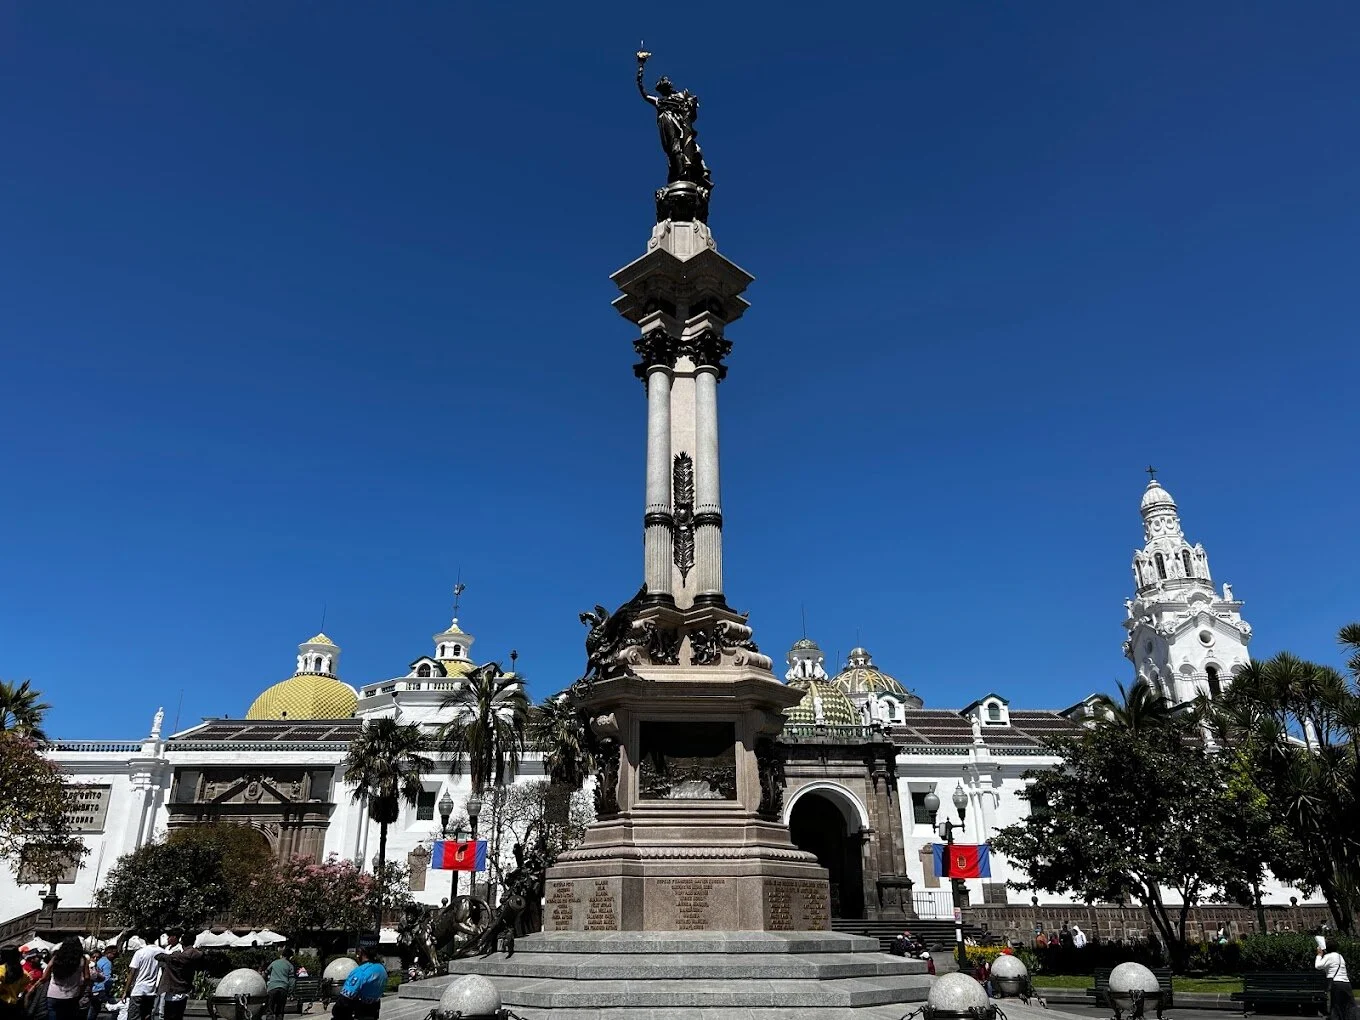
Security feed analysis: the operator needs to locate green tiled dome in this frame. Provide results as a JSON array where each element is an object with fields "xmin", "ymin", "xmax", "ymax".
[{"xmin": 785, "ymin": 679, "xmax": 860, "ymax": 726}]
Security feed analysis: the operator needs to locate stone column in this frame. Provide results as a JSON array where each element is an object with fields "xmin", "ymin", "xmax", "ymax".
[
  {"xmin": 692, "ymin": 360, "xmax": 723, "ymax": 601},
  {"xmin": 643, "ymin": 365, "xmax": 674, "ymax": 600}
]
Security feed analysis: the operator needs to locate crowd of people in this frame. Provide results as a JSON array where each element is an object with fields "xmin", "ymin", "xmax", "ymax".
[{"xmin": 0, "ymin": 929, "xmax": 389, "ymax": 1020}]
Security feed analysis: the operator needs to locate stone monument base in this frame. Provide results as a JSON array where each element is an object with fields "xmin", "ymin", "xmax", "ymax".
[
  {"xmin": 542, "ymin": 855, "xmax": 830, "ymax": 931},
  {"xmin": 400, "ymin": 930, "xmax": 931, "ymax": 1017}
]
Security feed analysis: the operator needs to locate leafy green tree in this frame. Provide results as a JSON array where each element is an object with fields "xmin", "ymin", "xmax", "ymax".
[
  {"xmin": 438, "ymin": 662, "xmax": 529, "ymax": 811},
  {"xmin": 0, "ymin": 733, "xmax": 86, "ymax": 882},
  {"xmin": 342, "ymin": 718, "xmax": 432, "ymax": 928},
  {"xmin": 1092, "ymin": 679, "xmax": 1172, "ymax": 735},
  {"xmin": 1204, "ymin": 642, "xmax": 1360, "ymax": 933},
  {"xmin": 991, "ymin": 718, "xmax": 1244, "ymax": 971},
  {"xmin": 98, "ymin": 840, "xmax": 232, "ymax": 934},
  {"xmin": 529, "ymin": 689, "xmax": 593, "ymax": 826},
  {"xmin": 166, "ymin": 824, "xmax": 276, "ymax": 909},
  {"xmin": 0, "ymin": 681, "xmax": 50, "ymax": 743}
]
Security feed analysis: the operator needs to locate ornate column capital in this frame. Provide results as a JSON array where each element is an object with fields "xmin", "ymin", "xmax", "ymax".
[
  {"xmin": 633, "ymin": 328, "xmax": 678, "ymax": 379},
  {"xmin": 682, "ymin": 328, "xmax": 732, "ymax": 378}
]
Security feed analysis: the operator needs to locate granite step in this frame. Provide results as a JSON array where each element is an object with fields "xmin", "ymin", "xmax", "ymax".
[
  {"xmin": 435, "ymin": 974, "xmax": 932, "ymax": 1009},
  {"xmin": 420, "ymin": 950, "xmax": 919, "ymax": 983}
]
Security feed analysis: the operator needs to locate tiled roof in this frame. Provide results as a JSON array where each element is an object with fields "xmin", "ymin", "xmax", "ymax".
[
  {"xmin": 171, "ymin": 719, "xmax": 362, "ymax": 744},
  {"xmin": 890, "ymin": 709, "xmax": 1080, "ymax": 748}
]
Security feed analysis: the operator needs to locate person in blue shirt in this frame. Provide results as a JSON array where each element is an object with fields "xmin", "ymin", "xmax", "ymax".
[
  {"xmin": 333, "ymin": 948, "xmax": 387, "ymax": 1020},
  {"xmin": 87, "ymin": 948, "xmax": 116, "ymax": 1020}
]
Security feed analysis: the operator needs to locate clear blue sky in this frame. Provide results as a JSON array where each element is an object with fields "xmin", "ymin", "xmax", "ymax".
[{"xmin": 3, "ymin": 3, "xmax": 1357, "ymax": 739}]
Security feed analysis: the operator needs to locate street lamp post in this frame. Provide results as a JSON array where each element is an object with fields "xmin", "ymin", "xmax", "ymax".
[
  {"xmin": 925, "ymin": 782, "xmax": 970, "ymax": 968},
  {"xmin": 467, "ymin": 794, "xmax": 483, "ymax": 900},
  {"xmin": 438, "ymin": 791, "xmax": 456, "ymax": 901}
]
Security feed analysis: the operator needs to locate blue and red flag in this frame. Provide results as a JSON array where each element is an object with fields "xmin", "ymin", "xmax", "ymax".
[
  {"xmin": 431, "ymin": 839, "xmax": 487, "ymax": 872},
  {"xmin": 932, "ymin": 843, "xmax": 992, "ymax": 879}
]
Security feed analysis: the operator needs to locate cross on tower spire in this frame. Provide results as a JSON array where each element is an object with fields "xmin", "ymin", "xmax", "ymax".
[{"xmin": 1145, "ymin": 464, "xmax": 1158, "ymax": 481}]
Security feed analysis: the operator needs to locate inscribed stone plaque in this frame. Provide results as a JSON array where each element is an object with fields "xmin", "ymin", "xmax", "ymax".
[
  {"xmin": 637, "ymin": 720, "xmax": 737, "ymax": 800},
  {"xmin": 545, "ymin": 881, "xmax": 580, "ymax": 930},
  {"xmin": 654, "ymin": 876, "xmax": 729, "ymax": 930},
  {"xmin": 584, "ymin": 879, "xmax": 619, "ymax": 931},
  {"xmin": 762, "ymin": 878, "xmax": 830, "ymax": 931}
]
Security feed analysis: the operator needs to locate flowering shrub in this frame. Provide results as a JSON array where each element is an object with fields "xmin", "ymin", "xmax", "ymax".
[{"xmin": 248, "ymin": 853, "xmax": 378, "ymax": 934}]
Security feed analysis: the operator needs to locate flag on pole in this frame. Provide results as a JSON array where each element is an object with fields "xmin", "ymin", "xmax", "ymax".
[
  {"xmin": 932, "ymin": 843, "xmax": 992, "ymax": 879},
  {"xmin": 431, "ymin": 839, "xmax": 487, "ymax": 872}
]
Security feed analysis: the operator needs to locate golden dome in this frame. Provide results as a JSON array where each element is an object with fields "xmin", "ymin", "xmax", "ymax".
[
  {"xmin": 246, "ymin": 673, "xmax": 358, "ymax": 721},
  {"xmin": 785, "ymin": 679, "xmax": 859, "ymax": 726},
  {"xmin": 305, "ymin": 632, "xmax": 337, "ymax": 647}
]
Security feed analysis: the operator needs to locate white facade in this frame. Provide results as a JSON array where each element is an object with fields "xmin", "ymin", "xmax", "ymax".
[{"xmin": 1125, "ymin": 475, "xmax": 1252, "ymax": 706}]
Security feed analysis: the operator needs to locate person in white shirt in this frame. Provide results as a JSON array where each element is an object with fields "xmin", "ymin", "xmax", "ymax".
[
  {"xmin": 1316, "ymin": 939, "xmax": 1358, "ymax": 1020},
  {"xmin": 126, "ymin": 931, "xmax": 178, "ymax": 1020},
  {"xmin": 1071, "ymin": 925, "xmax": 1088, "ymax": 949}
]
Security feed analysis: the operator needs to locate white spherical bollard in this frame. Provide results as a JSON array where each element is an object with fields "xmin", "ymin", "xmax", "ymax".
[
  {"xmin": 436, "ymin": 975, "xmax": 502, "ymax": 1018},
  {"xmin": 989, "ymin": 953, "xmax": 1029, "ymax": 997},
  {"xmin": 929, "ymin": 971, "xmax": 992, "ymax": 1013},
  {"xmin": 215, "ymin": 968, "xmax": 267, "ymax": 998},
  {"xmin": 1109, "ymin": 961, "xmax": 1161, "ymax": 1016},
  {"xmin": 322, "ymin": 957, "xmax": 358, "ymax": 983},
  {"xmin": 211, "ymin": 968, "xmax": 268, "ymax": 1020}
]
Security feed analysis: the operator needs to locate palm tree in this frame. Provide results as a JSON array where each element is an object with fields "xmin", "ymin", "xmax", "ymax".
[
  {"xmin": 1093, "ymin": 679, "xmax": 1173, "ymax": 736},
  {"xmin": 0, "ymin": 680, "xmax": 50, "ymax": 742},
  {"xmin": 1339, "ymin": 622, "xmax": 1360, "ymax": 682},
  {"xmin": 342, "ymin": 718, "xmax": 433, "ymax": 927},
  {"xmin": 529, "ymin": 688, "xmax": 594, "ymax": 825},
  {"xmin": 437, "ymin": 662, "xmax": 529, "ymax": 834}
]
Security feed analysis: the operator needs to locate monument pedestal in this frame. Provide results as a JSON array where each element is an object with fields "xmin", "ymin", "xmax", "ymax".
[{"xmin": 544, "ymin": 646, "xmax": 831, "ymax": 931}]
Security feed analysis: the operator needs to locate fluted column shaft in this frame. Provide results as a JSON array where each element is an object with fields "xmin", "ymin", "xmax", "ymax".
[
  {"xmin": 643, "ymin": 365, "xmax": 674, "ymax": 599},
  {"xmin": 693, "ymin": 364, "xmax": 723, "ymax": 598}
]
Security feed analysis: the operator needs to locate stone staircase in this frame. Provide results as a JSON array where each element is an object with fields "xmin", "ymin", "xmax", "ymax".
[
  {"xmin": 830, "ymin": 917, "xmax": 994, "ymax": 952},
  {"xmin": 402, "ymin": 930, "xmax": 931, "ymax": 1017}
]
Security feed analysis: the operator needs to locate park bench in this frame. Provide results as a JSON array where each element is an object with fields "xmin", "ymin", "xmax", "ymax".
[
  {"xmin": 1087, "ymin": 967, "xmax": 1174, "ymax": 1019},
  {"xmin": 290, "ymin": 978, "xmax": 323, "ymax": 1014},
  {"xmin": 1231, "ymin": 972, "xmax": 1327, "ymax": 1015}
]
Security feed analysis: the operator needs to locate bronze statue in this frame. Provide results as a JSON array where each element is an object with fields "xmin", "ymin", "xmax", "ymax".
[
  {"xmin": 637, "ymin": 49, "xmax": 712, "ymax": 191},
  {"xmin": 579, "ymin": 584, "xmax": 647, "ymax": 682}
]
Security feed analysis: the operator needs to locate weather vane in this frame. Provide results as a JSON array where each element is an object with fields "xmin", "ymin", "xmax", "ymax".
[{"xmin": 453, "ymin": 578, "xmax": 466, "ymax": 617}]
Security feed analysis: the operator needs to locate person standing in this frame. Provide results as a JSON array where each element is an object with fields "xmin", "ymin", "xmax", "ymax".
[
  {"xmin": 86, "ymin": 950, "xmax": 114, "ymax": 1020},
  {"xmin": 332, "ymin": 948, "xmax": 386, "ymax": 1020},
  {"xmin": 124, "ymin": 936, "xmax": 164, "ymax": 1020},
  {"xmin": 263, "ymin": 948, "xmax": 295, "ymax": 1020},
  {"xmin": 1316, "ymin": 939, "xmax": 1359, "ymax": 1020},
  {"xmin": 39, "ymin": 940, "xmax": 88, "ymax": 1020},
  {"xmin": 1071, "ymin": 924, "xmax": 1088, "ymax": 949},
  {"xmin": 0, "ymin": 948, "xmax": 33, "ymax": 1020},
  {"xmin": 153, "ymin": 942, "xmax": 203, "ymax": 1020}
]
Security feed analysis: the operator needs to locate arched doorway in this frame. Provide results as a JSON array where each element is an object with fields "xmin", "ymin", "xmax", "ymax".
[{"xmin": 788, "ymin": 790, "xmax": 865, "ymax": 919}]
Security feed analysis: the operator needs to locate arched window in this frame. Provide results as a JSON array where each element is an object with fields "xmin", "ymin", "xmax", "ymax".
[
  {"xmin": 1207, "ymin": 666, "xmax": 1221, "ymax": 699},
  {"xmin": 1181, "ymin": 549, "xmax": 1193, "ymax": 577},
  {"xmin": 987, "ymin": 702, "xmax": 1002, "ymax": 722},
  {"xmin": 452, "ymin": 644, "xmax": 463, "ymax": 657},
  {"xmin": 416, "ymin": 663, "xmax": 432, "ymax": 678},
  {"xmin": 438, "ymin": 644, "xmax": 447, "ymax": 658},
  {"xmin": 1155, "ymin": 553, "xmax": 1167, "ymax": 580}
]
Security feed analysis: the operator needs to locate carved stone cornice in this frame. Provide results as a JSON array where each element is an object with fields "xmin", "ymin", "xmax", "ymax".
[{"xmin": 633, "ymin": 328, "xmax": 678, "ymax": 379}]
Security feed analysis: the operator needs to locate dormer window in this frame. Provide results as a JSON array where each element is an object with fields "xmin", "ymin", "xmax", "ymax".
[
  {"xmin": 987, "ymin": 702, "xmax": 1002, "ymax": 723},
  {"xmin": 416, "ymin": 664, "xmax": 432, "ymax": 678}
]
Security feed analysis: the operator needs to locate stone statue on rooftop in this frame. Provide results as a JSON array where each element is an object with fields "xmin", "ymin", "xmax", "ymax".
[{"xmin": 636, "ymin": 47, "xmax": 713, "ymax": 191}]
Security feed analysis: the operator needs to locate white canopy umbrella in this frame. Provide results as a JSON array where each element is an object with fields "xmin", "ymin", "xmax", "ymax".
[
  {"xmin": 204, "ymin": 931, "xmax": 239, "ymax": 948},
  {"xmin": 230, "ymin": 930, "xmax": 263, "ymax": 947},
  {"xmin": 253, "ymin": 930, "xmax": 287, "ymax": 946},
  {"xmin": 20, "ymin": 937, "xmax": 55, "ymax": 953},
  {"xmin": 192, "ymin": 929, "xmax": 219, "ymax": 948}
]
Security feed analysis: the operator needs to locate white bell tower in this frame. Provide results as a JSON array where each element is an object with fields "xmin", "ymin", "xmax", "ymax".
[{"xmin": 1123, "ymin": 471, "xmax": 1252, "ymax": 707}]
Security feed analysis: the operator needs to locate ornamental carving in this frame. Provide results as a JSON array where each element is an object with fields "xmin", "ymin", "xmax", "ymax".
[
  {"xmin": 593, "ymin": 739, "xmax": 621, "ymax": 816},
  {"xmin": 641, "ymin": 621, "xmax": 683, "ymax": 665},
  {"xmin": 680, "ymin": 328, "xmax": 732, "ymax": 377},
  {"xmin": 689, "ymin": 626, "xmax": 722, "ymax": 665},
  {"xmin": 754, "ymin": 737, "xmax": 786, "ymax": 820},
  {"xmin": 633, "ymin": 329, "xmax": 677, "ymax": 379},
  {"xmin": 578, "ymin": 585, "xmax": 648, "ymax": 683},
  {"xmin": 672, "ymin": 453, "xmax": 695, "ymax": 583}
]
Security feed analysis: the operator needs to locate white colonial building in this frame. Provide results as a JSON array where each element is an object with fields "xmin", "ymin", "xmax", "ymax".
[{"xmin": 1, "ymin": 475, "xmax": 1316, "ymax": 943}]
